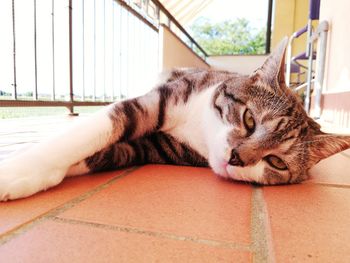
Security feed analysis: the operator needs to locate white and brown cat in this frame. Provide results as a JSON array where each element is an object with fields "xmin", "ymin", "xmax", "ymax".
[{"xmin": 1, "ymin": 38, "xmax": 350, "ymax": 201}]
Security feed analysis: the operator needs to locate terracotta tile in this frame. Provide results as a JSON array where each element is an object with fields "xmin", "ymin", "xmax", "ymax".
[
  {"xmin": 59, "ymin": 165, "xmax": 252, "ymax": 244},
  {"xmin": 0, "ymin": 220, "xmax": 252, "ymax": 263},
  {"xmin": 308, "ymin": 149, "xmax": 350, "ymax": 185},
  {"xmin": 0, "ymin": 171, "xmax": 123, "ymax": 236},
  {"xmin": 264, "ymin": 184, "xmax": 350, "ymax": 262}
]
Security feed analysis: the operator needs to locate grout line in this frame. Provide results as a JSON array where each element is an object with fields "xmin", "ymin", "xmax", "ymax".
[
  {"xmin": 311, "ymin": 182, "xmax": 350, "ymax": 189},
  {"xmin": 51, "ymin": 216, "xmax": 252, "ymax": 251},
  {"xmin": 0, "ymin": 167, "xmax": 140, "ymax": 246},
  {"xmin": 340, "ymin": 152, "xmax": 350, "ymax": 159},
  {"xmin": 251, "ymin": 187, "xmax": 276, "ymax": 263}
]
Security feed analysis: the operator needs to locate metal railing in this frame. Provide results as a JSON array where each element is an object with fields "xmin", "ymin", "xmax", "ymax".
[{"xmin": 0, "ymin": 0, "xmax": 208, "ymax": 114}]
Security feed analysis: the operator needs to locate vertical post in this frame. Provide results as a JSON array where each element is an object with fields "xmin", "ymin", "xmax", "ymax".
[
  {"xmin": 125, "ymin": 10, "xmax": 129, "ymax": 98},
  {"xmin": 285, "ymin": 37, "xmax": 293, "ymax": 87},
  {"xmin": 68, "ymin": 0, "xmax": 77, "ymax": 115},
  {"xmin": 51, "ymin": 0, "xmax": 56, "ymax": 101},
  {"xmin": 103, "ymin": 0, "xmax": 106, "ymax": 101},
  {"xmin": 82, "ymin": 0, "xmax": 85, "ymax": 101},
  {"xmin": 156, "ymin": 3, "xmax": 160, "ymax": 22},
  {"xmin": 119, "ymin": 3, "xmax": 122, "ymax": 100},
  {"xmin": 12, "ymin": 0, "xmax": 18, "ymax": 100},
  {"xmin": 33, "ymin": 0, "xmax": 38, "ymax": 100},
  {"xmin": 314, "ymin": 21, "xmax": 329, "ymax": 119},
  {"xmin": 93, "ymin": 0, "xmax": 96, "ymax": 101},
  {"xmin": 304, "ymin": 19, "xmax": 313, "ymax": 113},
  {"xmin": 145, "ymin": 0, "xmax": 150, "ymax": 16},
  {"xmin": 111, "ymin": 0, "xmax": 115, "ymax": 101},
  {"xmin": 304, "ymin": 20, "xmax": 313, "ymax": 113},
  {"xmin": 265, "ymin": 0, "xmax": 273, "ymax": 54}
]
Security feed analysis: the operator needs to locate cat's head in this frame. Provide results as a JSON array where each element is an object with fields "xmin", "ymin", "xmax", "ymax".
[{"xmin": 207, "ymin": 38, "xmax": 350, "ymax": 185}]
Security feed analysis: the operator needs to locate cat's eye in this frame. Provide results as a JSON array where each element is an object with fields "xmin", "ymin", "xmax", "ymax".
[
  {"xmin": 265, "ymin": 155, "xmax": 288, "ymax": 170},
  {"xmin": 243, "ymin": 109, "xmax": 255, "ymax": 132}
]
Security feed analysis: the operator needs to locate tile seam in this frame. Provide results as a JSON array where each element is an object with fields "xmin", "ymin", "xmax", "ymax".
[
  {"xmin": 307, "ymin": 183, "xmax": 350, "ymax": 189},
  {"xmin": 0, "ymin": 166, "xmax": 140, "ymax": 245},
  {"xmin": 251, "ymin": 187, "xmax": 276, "ymax": 263},
  {"xmin": 340, "ymin": 152, "xmax": 350, "ymax": 158},
  {"xmin": 51, "ymin": 216, "xmax": 252, "ymax": 252}
]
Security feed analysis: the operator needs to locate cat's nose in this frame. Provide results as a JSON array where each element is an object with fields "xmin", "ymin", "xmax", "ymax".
[{"xmin": 228, "ymin": 149, "xmax": 244, "ymax": 166}]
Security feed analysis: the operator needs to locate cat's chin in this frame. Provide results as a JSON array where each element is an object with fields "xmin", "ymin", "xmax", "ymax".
[
  {"xmin": 226, "ymin": 162, "xmax": 265, "ymax": 184},
  {"xmin": 212, "ymin": 168, "xmax": 230, "ymax": 179},
  {"xmin": 210, "ymin": 158, "xmax": 266, "ymax": 184},
  {"xmin": 209, "ymin": 159, "xmax": 232, "ymax": 179},
  {"xmin": 212, "ymin": 165, "xmax": 246, "ymax": 182}
]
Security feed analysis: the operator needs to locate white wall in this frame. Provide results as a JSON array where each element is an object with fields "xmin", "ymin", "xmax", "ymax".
[
  {"xmin": 158, "ymin": 24, "xmax": 209, "ymax": 71},
  {"xmin": 321, "ymin": 0, "xmax": 350, "ymax": 93},
  {"xmin": 207, "ymin": 55, "xmax": 268, "ymax": 75}
]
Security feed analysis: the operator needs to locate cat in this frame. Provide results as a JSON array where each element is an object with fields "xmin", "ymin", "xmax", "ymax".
[{"xmin": 1, "ymin": 37, "xmax": 350, "ymax": 201}]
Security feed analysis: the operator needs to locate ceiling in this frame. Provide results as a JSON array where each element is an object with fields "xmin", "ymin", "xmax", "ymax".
[{"xmin": 159, "ymin": 0, "xmax": 213, "ymax": 25}]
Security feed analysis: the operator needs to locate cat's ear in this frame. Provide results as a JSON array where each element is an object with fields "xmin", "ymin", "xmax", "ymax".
[
  {"xmin": 308, "ymin": 133, "xmax": 350, "ymax": 165},
  {"xmin": 251, "ymin": 37, "xmax": 289, "ymax": 90}
]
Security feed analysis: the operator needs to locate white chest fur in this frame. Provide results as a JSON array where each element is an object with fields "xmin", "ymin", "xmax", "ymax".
[{"xmin": 161, "ymin": 85, "xmax": 218, "ymax": 158}]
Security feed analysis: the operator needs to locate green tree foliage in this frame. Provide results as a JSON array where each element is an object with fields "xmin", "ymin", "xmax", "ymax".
[{"xmin": 190, "ymin": 17, "xmax": 266, "ymax": 55}]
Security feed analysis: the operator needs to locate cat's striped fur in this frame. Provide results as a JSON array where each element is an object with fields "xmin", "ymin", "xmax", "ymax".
[
  {"xmin": 82, "ymin": 69, "xmax": 233, "ymax": 173},
  {"xmin": 1, "ymin": 38, "xmax": 350, "ymax": 201},
  {"xmin": 85, "ymin": 132, "xmax": 208, "ymax": 172}
]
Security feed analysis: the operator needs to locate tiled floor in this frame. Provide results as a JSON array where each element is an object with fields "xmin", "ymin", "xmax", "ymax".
[{"xmin": 1, "ymin": 116, "xmax": 350, "ymax": 262}]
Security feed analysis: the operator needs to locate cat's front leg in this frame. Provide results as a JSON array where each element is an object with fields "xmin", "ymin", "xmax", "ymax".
[
  {"xmin": 0, "ymin": 91, "xmax": 162, "ymax": 201},
  {"xmin": 0, "ymin": 106, "xmax": 114, "ymax": 201},
  {"xmin": 0, "ymin": 154, "xmax": 68, "ymax": 201}
]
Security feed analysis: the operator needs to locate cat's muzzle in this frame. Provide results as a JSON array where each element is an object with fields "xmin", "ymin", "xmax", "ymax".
[{"xmin": 228, "ymin": 149, "xmax": 244, "ymax": 167}]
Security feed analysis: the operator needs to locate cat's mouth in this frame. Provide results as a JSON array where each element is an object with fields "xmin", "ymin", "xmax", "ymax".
[
  {"xmin": 210, "ymin": 154, "xmax": 265, "ymax": 184},
  {"xmin": 213, "ymin": 164, "xmax": 253, "ymax": 183},
  {"xmin": 211, "ymin": 160, "xmax": 235, "ymax": 179}
]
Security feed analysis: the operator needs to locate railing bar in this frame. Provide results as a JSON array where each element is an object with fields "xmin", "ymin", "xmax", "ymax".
[
  {"xmin": 103, "ymin": 0, "xmax": 106, "ymax": 101},
  {"xmin": 265, "ymin": 0, "xmax": 273, "ymax": 54},
  {"xmin": 33, "ymin": 0, "xmax": 38, "ymax": 100},
  {"xmin": 82, "ymin": 0, "xmax": 85, "ymax": 101},
  {"xmin": 129, "ymin": 11, "xmax": 132, "ymax": 97},
  {"xmin": 143, "ymin": 19, "xmax": 147, "ymax": 84},
  {"xmin": 111, "ymin": 0, "xmax": 115, "ymax": 101},
  {"xmin": 116, "ymin": 0, "xmax": 157, "ymax": 33},
  {"xmin": 126, "ymin": 10, "xmax": 129, "ymax": 98},
  {"xmin": 3, "ymin": 0, "xmax": 165, "ymax": 107},
  {"xmin": 68, "ymin": 0, "xmax": 74, "ymax": 113},
  {"xmin": 51, "ymin": 0, "xmax": 56, "ymax": 101},
  {"xmin": 119, "ymin": 3, "xmax": 122, "ymax": 100},
  {"xmin": 11, "ymin": 0, "xmax": 18, "ymax": 100},
  {"xmin": 136, "ymin": 16, "xmax": 140, "ymax": 95},
  {"xmin": 156, "ymin": 2, "xmax": 160, "ymax": 21},
  {"xmin": 0, "ymin": 100, "xmax": 110, "ymax": 107},
  {"xmin": 145, "ymin": 0, "xmax": 149, "ymax": 19},
  {"xmin": 93, "ymin": 0, "xmax": 96, "ymax": 101}
]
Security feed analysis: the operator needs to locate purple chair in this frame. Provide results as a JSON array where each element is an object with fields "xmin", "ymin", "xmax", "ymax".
[
  {"xmin": 285, "ymin": 0, "xmax": 321, "ymax": 87},
  {"xmin": 286, "ymin": 0, "xmax": 329, "ymax": 116}
]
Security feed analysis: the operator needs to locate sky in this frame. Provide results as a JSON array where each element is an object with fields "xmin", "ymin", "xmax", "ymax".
[{"xmin": 186, "ymin": 0, "xmax": 269, "ymax": 29}]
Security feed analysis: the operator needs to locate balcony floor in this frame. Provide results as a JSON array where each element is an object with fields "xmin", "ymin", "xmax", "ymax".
[{"xmin": 1, "ymin": 116, "xmax": 350, "ymax": 262}]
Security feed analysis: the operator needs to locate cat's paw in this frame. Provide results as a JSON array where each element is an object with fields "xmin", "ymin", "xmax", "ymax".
[{"xmin": 0, "ymin": 157, "xmax": 66, "ymax": 201}]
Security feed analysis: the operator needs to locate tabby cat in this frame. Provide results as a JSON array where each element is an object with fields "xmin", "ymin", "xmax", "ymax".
[{"xmin": 1, "ymin": 38, "xmax": 350, "ymax": 201}]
